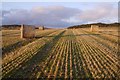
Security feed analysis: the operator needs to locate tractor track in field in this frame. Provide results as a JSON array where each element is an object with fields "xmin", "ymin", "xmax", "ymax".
[{"xmin": 2, "ymin": 30, "xmax": 65, "ymax": 79}]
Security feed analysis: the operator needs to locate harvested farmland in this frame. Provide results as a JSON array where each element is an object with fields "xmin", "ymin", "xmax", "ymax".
[{"xmin": 2, "ymin": 27, "xmax": 119, "ymax": 79}]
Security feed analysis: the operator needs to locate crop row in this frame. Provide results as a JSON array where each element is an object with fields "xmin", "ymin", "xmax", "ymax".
[
  {"xmin": 2, "ymin": 29, "xmax": 119, "ymax": 79},
  {"xmin": 81, "ymin": 29, "xmax": 118, "ymax": 54},
  {"xmin": 74, "ymin": 29, "xmax": 119, "ymax": 78},
  {"xmin": 2, "ymin": 30, "xmax": 64, "ymax": 78}
]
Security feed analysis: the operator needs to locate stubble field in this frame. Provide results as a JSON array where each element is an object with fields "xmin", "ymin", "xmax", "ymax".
[{"xmin": 2, "ymin": 27, "xmax": 119, "ymax": 79}]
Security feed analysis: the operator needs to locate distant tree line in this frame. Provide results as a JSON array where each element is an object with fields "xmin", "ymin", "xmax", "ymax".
[
  {"xmin": 67, "ymin": 23, "xmax": 120, "ymax": 29},
  {"xmin": 2, "ymin": 24, "xmax": 37, "ymax": 30},
  {"xmin": 1, "ymin": 24, "xmax": 52, "ymax": 30},
  {"xmin": 2, "ymin": 25, "xmax": 21, "ymax": 30}
]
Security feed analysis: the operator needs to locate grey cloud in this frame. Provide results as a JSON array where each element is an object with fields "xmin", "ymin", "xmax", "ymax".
[
  {"xmin": 2, "ymin": 6, "xmax": 80, "ymax": 28},
  {"xmin": 2, "ymin": 3, "xmax": 118, "ymax": 28},
  {"xmin": 75, "ymin": 3, "xmax": 117, "ymax": 23},
  {"xmin": 2, "ymin": 9, "xmax": 32, "ymax": 24}
]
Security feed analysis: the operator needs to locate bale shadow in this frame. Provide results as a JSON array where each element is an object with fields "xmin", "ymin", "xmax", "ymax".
[{"xmin": 3, "ymin": 30, "xmax": 65, "ymax": 78}]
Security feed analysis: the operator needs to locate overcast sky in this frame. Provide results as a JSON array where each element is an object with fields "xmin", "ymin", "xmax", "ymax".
[{"xmin": 1, "ymin": 2, "xmax": 118, "ymax": 28}]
